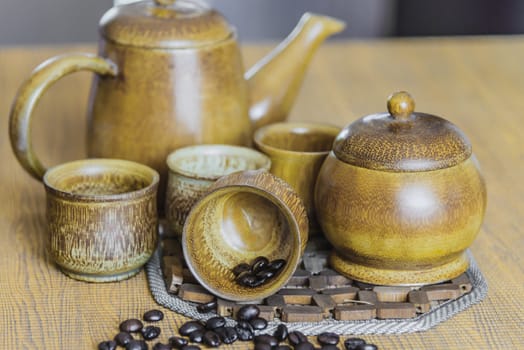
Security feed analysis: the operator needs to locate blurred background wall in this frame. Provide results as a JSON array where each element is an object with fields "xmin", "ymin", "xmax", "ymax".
[{"xmin": 0, "ymin": 0, "xmax": 523, "ymax": 46}]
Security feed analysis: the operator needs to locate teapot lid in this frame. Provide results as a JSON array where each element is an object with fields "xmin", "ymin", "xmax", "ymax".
[
  {"xmin": 333, "ymin": 91, "xmax": 472, "ymax": 172},
  {"xmin": 100, "ymin": 0, "xmax": 234, "ymax": 49}
]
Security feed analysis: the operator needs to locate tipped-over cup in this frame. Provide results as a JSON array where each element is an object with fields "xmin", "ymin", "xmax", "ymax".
[{"xmin": 182, "ymin": 170, "xmax": 308, "ymax": 302}]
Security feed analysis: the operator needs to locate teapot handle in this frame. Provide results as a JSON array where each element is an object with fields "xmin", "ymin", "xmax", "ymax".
[{"xmin": 9, "ymin": 53, "xmax": 118, "ymax": 181}]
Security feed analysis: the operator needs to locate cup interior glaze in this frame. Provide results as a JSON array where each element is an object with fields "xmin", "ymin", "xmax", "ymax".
[
  {"xmin": 44, "ymin": 159, "xmax": 158, "ymax": 199},
  {"xmin": 183, "ymin": 170, "xmax": 308, "ymax": 302},
  {"xmin": 166, "ymin": 145, "xmax": 271, "ymax": 180},
  {"xmin": 253, "ymin": 122, "xmax": 340, "ymax": 155}
]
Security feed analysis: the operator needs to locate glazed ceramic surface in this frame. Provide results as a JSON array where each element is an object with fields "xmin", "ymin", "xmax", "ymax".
[
  {"xmin": 165, "ymin": 145, "xmax": 270, "ymax": 236},
  {"xmin": 253, "ymin": 122, "xmax": 340, "ymax": 233},
  {"xmin": 182, "ymin": 170, "xmax": 308, "ymax": 302},
  {"xmin": 9, "ymin": 0, "xmax": 345, "ymax": 209},
  {"xmin": 315, "ymin": 92, "xmax": 487, "ymax": 285},
  {"xmin": 44, "ymin": 159, "xmax": 159, "ymax": 282}
]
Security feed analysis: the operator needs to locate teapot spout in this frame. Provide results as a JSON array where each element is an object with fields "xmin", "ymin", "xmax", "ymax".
[{"xmin": 246, "ymin": 13, "xmax": 345, "ymax": 130}]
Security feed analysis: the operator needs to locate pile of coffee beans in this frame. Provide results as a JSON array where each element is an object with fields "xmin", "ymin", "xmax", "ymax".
[
  {"xmin": 98, "ymin": 310, "xmax": 168, "ymax": 350},
  {"xmin": 233, "ymin": 256, "xmax": 286, "ymax": 288},
  {"xmin": 98, "ymin": 305, "xmax": 379, "ymax": 350}
]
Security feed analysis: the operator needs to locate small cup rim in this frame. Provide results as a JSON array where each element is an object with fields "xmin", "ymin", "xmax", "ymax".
[
  {"xmin": 253, "ymin": 122, "xmax": 341, "ymax": 157},
  {"xmin": 43, "ymin": 158, "xmax": 160, "ymax": 202},
  {"xmin": 166, "ymin": 144, "xmax": 271, "ymax": 180}
]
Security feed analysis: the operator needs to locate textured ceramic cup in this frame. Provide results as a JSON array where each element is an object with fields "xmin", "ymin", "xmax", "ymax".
[
  {"xmin": 165, "ymin": 145, "xmax": 271, "ymax": 236},
  {"xmin": 253, "ymin": 122, "xmax": 340, "ymax": 233},
  {"xmin": 44, "ymin": 159, "xmax": 159, "ymax": 282},
  {"xmin": 182, "ymin": 170, "xmax": 308, "ymax": 302}
]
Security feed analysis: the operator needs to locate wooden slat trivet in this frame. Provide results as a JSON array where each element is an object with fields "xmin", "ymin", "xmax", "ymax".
[
  {"xmin": 281, "ymin": 305, "xmax": 324, "ymax": 322},
  {"xmin": 160, "ymin": 237, "xmax": 473, "ymax": 323},
  {"xmin": 376, "ymin": 302, "xmax": 417, "ymax": 319},
  {"xmin": 408, "ymin": 290, "xmax": 431, "ymax": 313},
  {"xmin": 373, "ymin": 286, "xmax": 411, "ymax": 302},
  {"xmin": 334, "ymin": 304, "xmax": 376, "ymax": 321}
]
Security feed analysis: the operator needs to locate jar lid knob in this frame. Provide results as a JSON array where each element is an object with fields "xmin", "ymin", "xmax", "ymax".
[{"xmin": 387, "ymin": 91, "xmax": 415, "ymax": 121}]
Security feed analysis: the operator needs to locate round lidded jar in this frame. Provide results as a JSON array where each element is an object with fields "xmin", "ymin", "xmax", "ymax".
[{"xmin": 314, "ymin": 91, "xmax": 487, "ymax": 285}]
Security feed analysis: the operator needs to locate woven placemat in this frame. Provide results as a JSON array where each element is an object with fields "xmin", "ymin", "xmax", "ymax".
[{"xmin": 145, "ymin": 247, "xmax": 487, "ymax": 335}]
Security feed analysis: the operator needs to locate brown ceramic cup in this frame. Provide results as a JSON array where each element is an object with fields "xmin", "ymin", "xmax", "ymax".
[
  {"xmin": 182, "ymin": 170, "xmax": 308, "ymax": 302},
  {"xmin": 43, "ymin": 159, "xmax": 159, "ymax": 282},
  {"xmin": 253, "ymin": 122, "xmax": 340, "ymax": 233},
  {"xmin": 165, "ymin": 145, "xmax": 271, "ymax": 236}
]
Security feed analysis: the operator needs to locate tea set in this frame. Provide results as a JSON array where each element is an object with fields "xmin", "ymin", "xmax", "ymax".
[{"xmin": 8, "ymin": 0, "xmax": 486, "ymax": 302}]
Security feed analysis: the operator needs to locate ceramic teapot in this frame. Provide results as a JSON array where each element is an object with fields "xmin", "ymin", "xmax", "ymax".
[
  {"xmin": 9, "ymin": 0, "xmax": 345, "ymax": 202},
  {"xmin": 314, "ymin": 92, "xmax": 487, "ymax": 285}
]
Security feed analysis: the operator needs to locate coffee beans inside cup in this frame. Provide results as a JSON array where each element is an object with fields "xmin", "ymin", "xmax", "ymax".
[{"xmin": 233, "ymin": 256, "xmax": 286, "ymax": 288}]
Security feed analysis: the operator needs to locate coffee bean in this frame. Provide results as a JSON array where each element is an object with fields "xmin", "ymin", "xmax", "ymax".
[
  {"xmin": 275, "ymin": 346, "xmax": 292, "ymax": 350},
  {"xmin": 318, "ymin": 332, "xmax": 339, "ymax": 345},
  {"xmin": 114, "ymin": 331, "xmax": 133, "ymax": 346},
  {"xmin": 254, "ymin": 343, "xmax": 272, "ymax": 350},
  {"xmin": 355, "ymin": 345, "xmax": 378, "ymax": 350},
  {"xmin": 288, "ymin": 331, "xmax": 307, "ymax": 346},
  {"xmin": 143, "ymin": 310, "xmax": 164, "ymax": 322},
  {"xmin": 141, "ymin": 325, "xmax": 161, "ymax": 341},
  {"xmin": 252, "ymin": 256, "xmax": 270, "ymax": 273},
  {"xmin": 169, "ymin": 336, "xmax": 189, "ymax": 349},
  {"xmin": 250, "ymin": 276, "xmax": 269, "ymax": 287},
  {"xmin": 343, "ymin": 338, "xmax": 366, "ymax": 350},
  {"xmin": 255, "ymin": 335, "xmax": 278, "ymax": 347},
  {"xmin": 125, "ymin": 340, "xmax": 148, "ymax": 350},
  {"xmin": 235, "ymin": 322, "xmax": 254, "ymax": 341},
  {"xmin": 236, "ymin": 320, "xmax": 254, "ymax": 331},
  {"xmin": 249, "ymin": 317, "xmax": 268, "ymax": 330},
  {"xmin": 237, "ymin": 304, "xmax": 260, "ymax": 321},
  {"xmin": 295, "ymin": 342, "xmax": 315, "ymax": 350},
  {"xmin": 206, "ymin": 316, "xmax": 226, "ymax": 330},
  {"xmin": 274, "ymin": 324, "xmax": 289, "ymax": 342},
  {"xmin": 120, "ymin": 319, "xmax": 144, "ymax": 333},
  {"xmin": 268, "ymin": 259, "xmax": 286, "ymax": 272},
  {"xmin": 236, "ymin": 271, "xmax": 257, "ymax": 287},
  {"xmin": 255, "ymin": 268, "xmax": 275, "ymax": 281},
  {"xmin": 215, "ymin": 326, "xmax": 238, "ymax": 344},
  {"xmin": 197, "ymin": 300, "xmax": 217, "ymax": 313},
  {"xmin": 181, "ymin": 346, "xmax": 201, "ymax": 350},
  {"xmin": 153, "ymin": 343, "xmax": 172, "ymax": 350},
  {"xmin": 321, "ymin": 345, "xmax": 340, "ymax": 350},
  {"xmin": 189, "ymin": 329, "xmax": 205, "ymax": 343},
  {"xmin": 232, "ymin": 263, "xmax": 251, "ymax": 276},
  {"xmin": 179, "ymin": 321, "xmax": 205, "ymax": 336},
  {"xmin": 98, "ymin": 340, "xmax": 117, "ymax": 350},
  {"xmin": 203, "ymin": 330, "xmax": 221, "ymax": 347}
]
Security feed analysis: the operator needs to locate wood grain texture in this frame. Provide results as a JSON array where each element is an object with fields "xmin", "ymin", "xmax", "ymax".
[
  {"xmin": 316, "ymin": 154, "xmax": 486, "ymax": 285},
  {"xmin": 0, "ymin": 37, "xmax": 523, "ymax": 349},
  {"xmin": 332, "ymin": 91, "xmax": 473, "ymax": 172}
]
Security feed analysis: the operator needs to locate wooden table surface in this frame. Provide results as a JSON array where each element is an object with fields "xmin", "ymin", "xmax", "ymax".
[{"xmin": 1, "ymin": 37, "xmax": 523, "ymax": 349}]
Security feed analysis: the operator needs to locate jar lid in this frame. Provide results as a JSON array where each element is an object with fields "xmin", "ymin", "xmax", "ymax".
[
  {"xmin": 333, "ymin": 91, "xmax": 472, "ymax": 172},
  {"xmin": 100, "ymin": 0, "xmax": 234, "ymax": 49}
]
